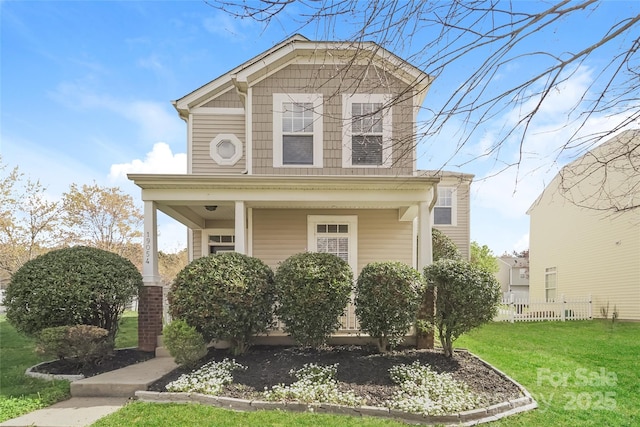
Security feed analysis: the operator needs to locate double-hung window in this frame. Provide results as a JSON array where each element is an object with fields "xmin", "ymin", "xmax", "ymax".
[
  {"xmin": 273, "ymin": 94, "xmax": 323, "ymax": 167},
  {"xmin": 545, "ymin": 267, "xmax": 557, "ymax": 302},
  {"xmin": 434, "ymin": 187, "xmax": 457, "ymax": 226},
  {"xmin": 307, "ymin": 215, "xmax": 357, "ymax": 273},
  {"xmin": 342, "ymin": 94, "xmax": 392, "ymax": 167}
]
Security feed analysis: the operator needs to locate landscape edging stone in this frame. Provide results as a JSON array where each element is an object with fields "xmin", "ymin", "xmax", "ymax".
[{"xmin": 131, "ymin": 349, "xmax": 538, "ymax": 425}]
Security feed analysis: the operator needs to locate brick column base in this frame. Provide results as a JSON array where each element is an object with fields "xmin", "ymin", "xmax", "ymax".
[
  {"xmin": 416, "ymin": 287, "xmax": 435, "ymax": 349},
  {"xmin": 138, "ymin": 285, "xmax": 163, "ymax": 352}
]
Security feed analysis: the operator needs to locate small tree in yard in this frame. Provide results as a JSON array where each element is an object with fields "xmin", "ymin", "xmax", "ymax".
[
  {"xmin": 424, "ymin": 259, "xmax": 501, "ymax": 357},
  {"xmin": 432, "ymin": 228, "xmax": 461, "ymax": 262},
  {"xmin": 169, "ymin": 252, "xmax": 275, "ymax": 355},
  {"xmin": 355, "ymin": 262, "xmax": 425, "ymax": 352},
  {"xmin": 5, "ymin": 246, "xmax": 142, "ymax": 339},
  {"xmin": 275, "ymin": 252, "xmax": 353, "ymax": 348}
]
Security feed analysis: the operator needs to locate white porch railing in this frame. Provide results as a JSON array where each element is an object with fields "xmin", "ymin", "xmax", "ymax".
[{"xmin": 495, "ymin": 294, "xmax": 592, "ymax": 322}]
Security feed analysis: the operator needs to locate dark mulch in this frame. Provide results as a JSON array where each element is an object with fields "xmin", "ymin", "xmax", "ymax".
[
  {"xmin": 147, "ymin": 345, "xmax": 524, "ymax": 407},
  {"xmin": 31, "ymin": 348, "xmax": 155, "ymax": 378},
  {"xmin": 33, "ymin": 345, "xmax": 524, "ymax": 408}
]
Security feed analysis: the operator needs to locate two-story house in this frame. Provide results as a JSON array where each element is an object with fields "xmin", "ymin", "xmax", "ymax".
[
  {"xmin": 129, "ymin": 35, "xmax": 473, "ymax": 351},
  {"xmin": 496, "ymin": 255, "xmax": 530, "ymax": 299},
  {"xmin": 528, "ymin": 129, "xmax": 640, "ymax": 320}
]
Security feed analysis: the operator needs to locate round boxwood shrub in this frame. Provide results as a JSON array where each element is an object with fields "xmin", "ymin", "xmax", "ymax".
[
  {"xmin": 162, "ymin": 319, "xmax": 208, "ymax": 368},
  {"xmin": 274, "ymin": 252, "xmax": 353, "ymax": 348},
  {"xmin": 168, "ymin": 252, "xmax": 275, "ymax": 355},
  {"xmin": 424, "ymin": 259, "xmax": 501, "ymax": 357},
  {"xmin": 355, "ymin": 261, "xmax": 425, "ymax": 352},
  {"xmin": 6, "ymin": 246, "xmax": 142, "ymax": 338}
]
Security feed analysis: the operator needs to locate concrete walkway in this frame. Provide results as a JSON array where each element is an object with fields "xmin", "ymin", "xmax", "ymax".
[{"xmin": 1, "ymin": 357, "xmax": 177, "ymax": 427}]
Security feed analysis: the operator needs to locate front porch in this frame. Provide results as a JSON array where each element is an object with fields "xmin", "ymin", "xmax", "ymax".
[{"xmin": 129, "ymin": 174, "xmax": 439, "ymax": 351}]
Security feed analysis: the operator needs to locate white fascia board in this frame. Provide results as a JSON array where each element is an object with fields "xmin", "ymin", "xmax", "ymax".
[{"xmin": 141, "ymin": 187, "xmax": 433, "ymax": 205}]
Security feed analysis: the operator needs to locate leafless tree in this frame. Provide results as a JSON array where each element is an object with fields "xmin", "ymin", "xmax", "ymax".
[{"xmin": 210, "ymin": 0, "xmax": 640, "ymax": 211}]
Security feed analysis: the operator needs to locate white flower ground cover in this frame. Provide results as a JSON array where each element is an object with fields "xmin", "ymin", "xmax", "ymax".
[{"xmin": 166, "ymin": 359, "xmax": 480, "ymax": 415}]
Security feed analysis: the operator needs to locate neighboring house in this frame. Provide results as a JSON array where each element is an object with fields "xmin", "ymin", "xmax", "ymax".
[
  {"xmin": 129, "ymin": 35, "xmax": 473, "ymax": 351},
  {"xmin": 496, "ymin": 255, "xmax": 529, "ymax": 299},
  {"xmin": 528, "ymin": 129, "xmax": 640, "ymax": 321}
]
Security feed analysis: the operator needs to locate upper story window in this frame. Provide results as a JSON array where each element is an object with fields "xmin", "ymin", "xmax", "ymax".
[
  {"xmin": 342, "ymin": 94, "xmax": 392, "ymax": 168},
  {"xmin": 273, "ymin": 94, "xmax": 323, "ymax": 168},
  {"xmin": 434, "ymin": 187, "xmax": 457, "ymax": 226}
]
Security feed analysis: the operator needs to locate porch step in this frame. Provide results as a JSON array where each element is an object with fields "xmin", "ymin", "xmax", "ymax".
[
  {"xmin": 70, "ymin": 357, "xmax": 177, "ymax": 398},
  {"xmin": 155, "ymin": 335, "xmax": 171, "ymax": 358},
  {"xmin": 155, "ymin": 346, "xmax": 171, "ymax": 358}
]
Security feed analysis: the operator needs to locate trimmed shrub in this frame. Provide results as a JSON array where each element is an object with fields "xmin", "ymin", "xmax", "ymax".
[
  {"xmin": 274, "ymin": 252, "xmax": 353, "ymax": 348},
  {"xmin": 432, "ymin": 228, "xmax": 461, "ymax": 262},
  {"xmin": 36, "ymin": 325, "xmax": 113, "ymax": 366},
  {"xmin": 424, "ymin": 259, "xmax": 501, "ymax": 357},
  {"xmin": 6, "ymin": 246, "xmax": 142, "ymax": 338},
  {"xmin": 168, "ymin": 252, "xmax": 275, "ymax": 355},
  {"xmin": 162, "ymin": 319, "xmax": 208, "ymax": 368},
  {"xmin": 355, "ymin": 262, "xmax": 425, "ymax": 352}
]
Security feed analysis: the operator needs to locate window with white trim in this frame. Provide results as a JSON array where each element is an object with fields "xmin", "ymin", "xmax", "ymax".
[
  {"xmin": 273, "ymin": 94, "xmax": 323, "ymax": 167},
  {"xmin": 307, "ymin": 215, "xmax": 357, "ymax": 272},
  {"xmin": 210, "ymin": 134, "xmax": 242, "ymax": 166},
  {"xmin": 545, "ymin": 267, "xmax": 557, "ymax": 302},
  {"xmin": 434, "ymin": 187, "xmax": 457, "ymax": 226},
  {"xmin": 202, "ymin": 229, "xmax": 235, "ymax": 255},
  {"xmin": 342, "ymin": 94, "xmax": 392, "ymax": 167}
]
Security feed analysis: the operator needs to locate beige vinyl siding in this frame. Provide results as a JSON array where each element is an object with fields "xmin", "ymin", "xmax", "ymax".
[
  {"xmin": 529, "ymin": 175, "xmax": 640, "ymax": 320},
  {"xmin": 355, "ymin": 209, "xmax": 413, "ymax": 272},
  {"xmin": 192, "ymin": 114, "xmax": 246, "ymax": 174},
  {"xmin": 201, "ymin": 88, "xmax": 243, "ymax": 108},
  {"xmin": 252, "ymin": 209, "xmax": 413, "ymax": 275},
  {"xmin": 252, "ymin": 64, "xmax": 415, "ymax": 176},
  {"xmin": 192, "ymin": 230, "xmax": 202, "ymax": 259},
  {"xmin": 434, "ymin": 182, "xmax": 471, "ymax": 260}
]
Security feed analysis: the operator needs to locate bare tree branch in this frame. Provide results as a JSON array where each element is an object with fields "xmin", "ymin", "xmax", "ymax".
[{"xmin": 210, "ymin": 0, "xmax": 640, "ymax": 211}]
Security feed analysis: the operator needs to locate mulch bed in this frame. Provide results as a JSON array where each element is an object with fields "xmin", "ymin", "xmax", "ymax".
[
  {"xmin": 148, "ymin": 345, "xmax": 523, "ymax": 407},
  {"xmin": 31, "ymin": 348, "xmax": 155, "ymax": 378},
  {"xmin": 33, "ymin": 345, "xmax": 524, "ymax": 408}
]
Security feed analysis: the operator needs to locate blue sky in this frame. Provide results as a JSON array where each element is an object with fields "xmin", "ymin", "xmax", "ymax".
[{"xmin": 2, "ymin": 1, "xmax": 639, "ymax": 254}]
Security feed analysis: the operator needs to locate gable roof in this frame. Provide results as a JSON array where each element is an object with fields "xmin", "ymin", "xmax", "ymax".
[
  {"xmin": 172, "ymin": 34, "xmax": 433, "ymax": 117},
  {"xmin": 527, "ymin": 129, "xmax": 640, "ymax": 214}
]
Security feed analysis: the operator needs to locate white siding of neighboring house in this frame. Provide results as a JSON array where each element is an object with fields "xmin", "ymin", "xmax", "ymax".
[{"xmin": 528, "ymin": 132, "xmax": 640, "ymax": 320}]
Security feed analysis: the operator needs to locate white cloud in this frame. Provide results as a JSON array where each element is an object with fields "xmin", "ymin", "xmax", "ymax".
[
  {"xmin": 49, "ymin": 82, "xmax": 183, "ymax": 144},
  {"xmin": 513, "ymin": 233, "xmax": 529, "ymax": 252},
  {"xmin": 108, "ymin": 142, "xmax": 186, "ymax": 182}
]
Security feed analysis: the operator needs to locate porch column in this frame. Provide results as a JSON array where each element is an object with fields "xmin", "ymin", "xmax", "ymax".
[
  {"xmin": 417, "ymin": 201, "xmax": 433, "ymax": 270},
  {"xmin": 139, "ymin": 201, "xmax": 163, "ymax": 352},
  {"xmin": 235, "ymin": 200, "xmax": 246, "ymax": 254},
  {"xmin": 416, "ymin": 200, "xmax": 434, "ymax": 349}
]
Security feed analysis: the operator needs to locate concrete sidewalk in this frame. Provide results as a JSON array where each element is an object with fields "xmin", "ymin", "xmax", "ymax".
[
  {"xmin": 0, "ymin": 397, "xmax": 130, "ymax": 427},
  {"xmin": 1, "ymin": 356, "xmax": 177, "ymax": 427}
]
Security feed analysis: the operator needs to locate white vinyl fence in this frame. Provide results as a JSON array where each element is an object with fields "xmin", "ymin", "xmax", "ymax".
[{"xmin": 495, "ymin": 294, "xmax": 592, "ymax": 322}]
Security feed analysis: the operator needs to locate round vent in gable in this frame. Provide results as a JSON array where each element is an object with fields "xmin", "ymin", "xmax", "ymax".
[{"xmin": 210, "ymin": 134, "xmax": 242, "ymax": 166}]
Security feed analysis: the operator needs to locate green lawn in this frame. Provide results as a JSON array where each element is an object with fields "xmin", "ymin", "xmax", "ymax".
[
  {"xmin": 3, "ymin": 315, "xmax": 638, "ymax": 426},
  {"xmin": 0, "ymin": 312, "xmax": 139, "ymax": 422},
  {"xmin": 456, "ymin": 320, "xmax": 639, "ymax": 426},
  {"xmin": 93, "ymin": 320, "xmax": 639, "ymax": 427}
]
